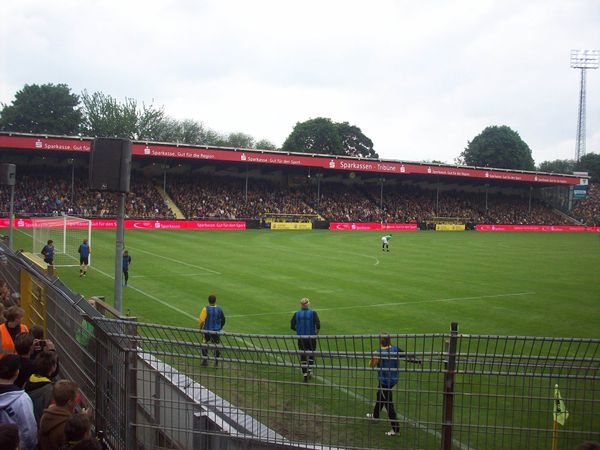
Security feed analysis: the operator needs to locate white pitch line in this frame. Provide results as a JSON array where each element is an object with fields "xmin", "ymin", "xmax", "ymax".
[
  {"xmin": 127, "ymin": 246, "xmax": 222, "ymax": 275},
  {"xmin": 130, "ymin": 273, "xmax": 203, "ymax": 278},
  {"xmin": 228, "ymin": 292, "xmax": 536, "ymax": 319},
  {"xmin": 88, "ymin": 264, "xmax": 198, "ymax": 321}
]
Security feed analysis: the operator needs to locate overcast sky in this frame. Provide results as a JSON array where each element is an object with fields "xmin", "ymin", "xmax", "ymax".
[{"xmin": 1, "ymin": 0, "xmax": 599, "ymax": 165}]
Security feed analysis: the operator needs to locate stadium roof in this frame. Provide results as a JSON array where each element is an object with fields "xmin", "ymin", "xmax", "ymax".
[{"xmin": 0, "ymin": 131, "xmax": 587, "ymax": 186}]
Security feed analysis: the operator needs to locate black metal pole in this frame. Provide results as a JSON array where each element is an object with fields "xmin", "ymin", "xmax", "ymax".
[
  {"xmin": 8, "ymin": 184, "xmax": 14, "ymax": 250},
  {"xmin": 441, "ymin": 322, "xmax": 458, "ymax": 450},
  {"xmin": 114, "ymin": 193, "xmax": 125, "ymax": 312}
]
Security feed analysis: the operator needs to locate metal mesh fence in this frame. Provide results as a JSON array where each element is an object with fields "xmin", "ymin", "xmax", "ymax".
[{"xmin": 1, "ymin": 242, "xmax": 599, "ymax": 450}]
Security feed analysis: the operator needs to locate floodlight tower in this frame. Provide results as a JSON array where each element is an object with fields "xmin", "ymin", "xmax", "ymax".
[{"xmin": 570, "ymin": 49, "xmax": 599, "ymax": 162}]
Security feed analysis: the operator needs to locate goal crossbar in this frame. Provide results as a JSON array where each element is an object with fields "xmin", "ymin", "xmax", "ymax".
[{"xmin": 32, "ymin": 216, "xmax": 92, "ymax": 267}]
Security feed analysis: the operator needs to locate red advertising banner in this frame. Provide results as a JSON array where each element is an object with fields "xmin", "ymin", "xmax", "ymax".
[
  {"xmin": 0, "ymin": 219, "xmax": 246, "ymax": 230},
  {"xmin": 329, "ymin": 222, "xmax": 418, "ymax": 231},
  {"xmin": 476, "ymin": 224, "xmax": 600, "ymax": 232},
  {"xmin": 0, "ymin": 134, "xmax": 582, "ymax": 185}
]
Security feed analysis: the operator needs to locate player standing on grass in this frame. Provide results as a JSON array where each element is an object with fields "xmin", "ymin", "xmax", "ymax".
[
  {"xmin": 78, "ymin": 239, "xmax": 91, "ymax": 277},
  {"xmin": 291, "ymin": 298, "xmax": 320, "ymax": 383},
  {"xmin": 199, "ymin": 295, "xmax": 226, "ymax": 367},
  {"xmin": 381, "ymin": 235, "xmax": 392, "ymax": 252},
  {"xmin": 122, "ymin": 250, "xmax": 131, "ymax": 287}
]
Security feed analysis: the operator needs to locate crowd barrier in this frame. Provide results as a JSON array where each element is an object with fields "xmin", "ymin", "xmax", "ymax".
[{"xmin": 1, "ymin": 242, "xmax": 599, "ymax": 450}]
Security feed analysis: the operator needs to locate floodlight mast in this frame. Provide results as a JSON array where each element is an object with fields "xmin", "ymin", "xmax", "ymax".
[{"xmin": 570, "ymin": 49, "xmax": 599, "ymax": 162}]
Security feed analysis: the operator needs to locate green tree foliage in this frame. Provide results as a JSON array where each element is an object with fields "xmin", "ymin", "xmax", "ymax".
[
  {"xmin": 576, "ymin": 152, "xmax": 600, "ymax": 183},
  {"xmin": 336, "ymin": 122, "xmax": 377, "ymax": 158},
  {"xmin": 255, "ymin": 139, "xmax": 277, "ymax": 150},
  {"xmin": 80, "ymin": 90, "xmax": 165, "ymax": 140},
  {"xmin": 460, "ymin": 125, "xmax": 535, "ymax": 170},
  {"xmin": 537, "ymin": 159, "xmax": 575, "ymax": 174},
  {"xmin": 282, "ymin": 117, "xmax": 377, "ymax": 158},
  {"xmin": 224, "ymin": 132, "xmax": 255, "ymax": 149},
  {"xmin": 0, "ymin": 83, "xmax": 82, "ymax": 134}
]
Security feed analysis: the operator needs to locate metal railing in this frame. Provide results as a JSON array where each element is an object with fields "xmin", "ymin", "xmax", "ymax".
[{"xmin": 1, "ymin": 242, "xmax": 599, "ymax": 450}]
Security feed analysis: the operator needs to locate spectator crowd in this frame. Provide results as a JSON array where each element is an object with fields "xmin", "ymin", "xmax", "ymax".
[
  {"xmin": 0, "ymin": 167, "xmax": 587, "ymax": 226},
  {"xmin": 0, "ymin": 290, "xmax": 101, "ymax": 450}
]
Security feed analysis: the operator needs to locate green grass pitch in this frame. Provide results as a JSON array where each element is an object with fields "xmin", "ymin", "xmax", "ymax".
[{"xmin": 8, "ymin": 228, "xmax": 599, "ymax": 338}]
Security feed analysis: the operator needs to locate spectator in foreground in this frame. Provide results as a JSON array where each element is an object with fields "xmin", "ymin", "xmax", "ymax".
[
  {"xmin": 71, "ymin": 438, "xmax": 102, "ymax": 450},
  {"xmin": 58, "ymin": 413, "xmax": 92, "ymax": 450},
  {"xmin": 0, "ymin": 354, "xmax": 37, "ymax": 450},
  {"xmin": 290, "ymin": 298, "xmax": 320, "ymax": 383},
  {"xmin": 38, "ymin": 380, "xmax": 85, "ymax": 450},
  {"xmin": 24, "ymin": 351, "xmax": 59, "ymax": 424},
  {"xmin": 0, "ymin": 306, "xmax": 29, "ymax": 357},
  {"xmin": 0, "ymin": 423, "xmax": 20, "ymax": 450},
  {"xmin": 14, "ymin": 332, "xmax": 36, "ymax": 388}
]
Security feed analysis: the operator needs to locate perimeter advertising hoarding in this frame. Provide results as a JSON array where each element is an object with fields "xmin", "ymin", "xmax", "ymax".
[
  {"xmin": 270, "ymin": 222, "xmax": 313, "ymax": 230},
  {"xmin": 329, "ymin": 223, "xmax": 418, "ymax": 231},
  {"xmin": 0, "ymin": 134, "xmax": 581, "ymax": 185},
  {"xmin": 0, "ymin": 219, "xmax": 246, "ymax": 230},
  {"xmin": 476, "ymin": 225, "xmax": 600, "ymax": 232}
]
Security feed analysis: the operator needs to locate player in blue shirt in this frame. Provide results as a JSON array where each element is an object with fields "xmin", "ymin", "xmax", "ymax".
[
  {"xmin": 78, "ymin": 239, "xmax": 91, "ymax": 277},
  {"xmin": 41, "ymin": 240, "xmax": 54, "ymax": 265},
  {"xmin": 198, "ymin": 294, "xmax": 226, "ymax": 367},
  {"xmin": 291, "ymin": 298, "xmax": 321, "ymax": 383},
  {"xmin": 122, "ymin": 250, "xmax": 132, "ymax": 286}
]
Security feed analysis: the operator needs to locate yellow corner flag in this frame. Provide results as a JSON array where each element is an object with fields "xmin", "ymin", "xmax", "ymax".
[{"xmin": 553, "ymin": 384, "xmax": 569, "ymax": 426}]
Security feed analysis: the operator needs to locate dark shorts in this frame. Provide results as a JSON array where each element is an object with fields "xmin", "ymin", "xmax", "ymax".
[
  {"xmin": 298, "ymin": 338, "xmax": 317, "ymax": 352},
  {"xmin": 203, "ymin": 332, "xmax": 221, "ymax": 344},
  {"xmin": 44, "ymin": 258, "xmax": 53, "ymax": 265},
  {"xmin": 80, "ymin": 257, "xmax": 89, "ymax": 265}
]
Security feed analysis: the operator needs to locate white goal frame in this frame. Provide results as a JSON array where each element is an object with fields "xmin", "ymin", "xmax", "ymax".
[{"xmin": 32, "ymin": 215, "xmax": 92, "ymax": 267}]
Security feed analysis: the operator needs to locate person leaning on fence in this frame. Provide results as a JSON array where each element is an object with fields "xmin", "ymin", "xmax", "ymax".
[
  {"xmin": 0, "ymin": 306, "xmax": 29, "ymax": 358},
  {"xmin": 38, "ymin": 380, "xmax": 88, "ymax": 450},
  {"xmin": 290, "ymin": 297, "xmax": 320, "ymax": 383},
  {"xmin": 198, "ymin": 294, "xmax": 225, "ymax": 367}
]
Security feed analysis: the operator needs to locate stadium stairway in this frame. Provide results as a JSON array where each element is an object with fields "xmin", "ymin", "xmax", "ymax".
[{"xmin": 155, "ymin": 185, "xmax": 186, "ymax": 219}]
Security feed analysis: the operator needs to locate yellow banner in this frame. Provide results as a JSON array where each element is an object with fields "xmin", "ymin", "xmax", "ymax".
[
  {"xmin": 271, "ymin": 222, "xmax": 313, "ymax": 230},
  {"xmin": 436, "ymin": 224, "xmax": 465, "ymax": 231}
]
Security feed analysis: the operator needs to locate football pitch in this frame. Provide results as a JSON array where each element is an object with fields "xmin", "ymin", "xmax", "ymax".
[{"xmin": 9, "ymin": 228, "xmax": 600, "ymax": 338}]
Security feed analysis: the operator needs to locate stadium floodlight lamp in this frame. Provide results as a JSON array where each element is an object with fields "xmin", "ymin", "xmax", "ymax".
[{"xmin": 570, "ymin": 49, "xmax": 599, "ymax": 69}]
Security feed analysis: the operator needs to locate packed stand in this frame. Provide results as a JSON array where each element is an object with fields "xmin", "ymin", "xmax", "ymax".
[
  {"xmin": 303, "ymin": 183, "xmax": 381, "ymax": 222},
  {"xmin": 571, "ymin": 183, "xmax": 600, "ymax": 226},
  {"xmin": 0, "ymin": 168, "xmax": 174, "ymax": 219},
  {"xmin": 167, "ymin": 175, "xmax": 315, "ymax": 219}
]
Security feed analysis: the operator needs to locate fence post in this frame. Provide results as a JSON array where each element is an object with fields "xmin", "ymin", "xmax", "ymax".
[
  {"xmin": 441, "ymin": 322, "xmax": 458, "ymax": 450},
  {"xmin": 124, "ymin": 320, "xmax": 138, "ymax": 450}
]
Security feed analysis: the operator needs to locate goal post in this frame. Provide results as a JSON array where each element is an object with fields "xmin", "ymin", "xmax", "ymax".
[{"xmin": 32, "ymin": 216, "xmax": 92, "ymax": 267}]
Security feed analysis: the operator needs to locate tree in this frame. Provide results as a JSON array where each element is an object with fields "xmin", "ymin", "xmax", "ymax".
[
  {"xmin": 224, "ymin": 132, "xmax": 255, "ymax": 149},
  {"xmin": 336, "ymin": 122, "xmax": 378, "ymax": 158},
  {"xmin": 282, "ymin": 117, "xmax": 377, "ymax": 157},
  {"xmin": 576, "ymin": 153, "xmax": 600, "ymax": 183},
  {"xmin": 0, "ymin": 83, "xmax": 82, "ymax": 134},
  {"xmin": 80, "ymin": 90, "xmax": 165, "ymax": 140},
  {"xmin": 255, "ymin": 139, "xmax": 277, "ymax": 150},
  {"xmin": 460, "ymin": 125, "xmax": 535, "ymax": 170},
  {"xmin": 537, "ymin": 159, "xmax": 575, "ymax": 174}
]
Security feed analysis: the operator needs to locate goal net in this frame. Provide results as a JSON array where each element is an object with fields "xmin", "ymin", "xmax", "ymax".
[{"xmin": 32, "ymin": 216, "xmax": 92, "ymax": 267}]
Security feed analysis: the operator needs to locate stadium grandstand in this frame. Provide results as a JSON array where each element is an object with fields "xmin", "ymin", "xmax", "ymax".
[
  {"xmin": 0, "ymin": 132, "xmax": 599, "ymax": 450},
  {"xmin": 0, "ymin": 132, "xmax": 596, "ymax": 228}
]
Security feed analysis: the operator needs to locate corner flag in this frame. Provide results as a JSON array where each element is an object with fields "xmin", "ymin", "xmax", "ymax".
[{"xmin": 553, "ymin": 384, "xmax": 569, "ymax": 426}]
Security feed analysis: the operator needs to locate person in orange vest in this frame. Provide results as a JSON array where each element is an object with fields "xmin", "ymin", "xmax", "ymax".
[{"xmin": 0, "ymin": 306, "xmax": 28, "ymax": 358}]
